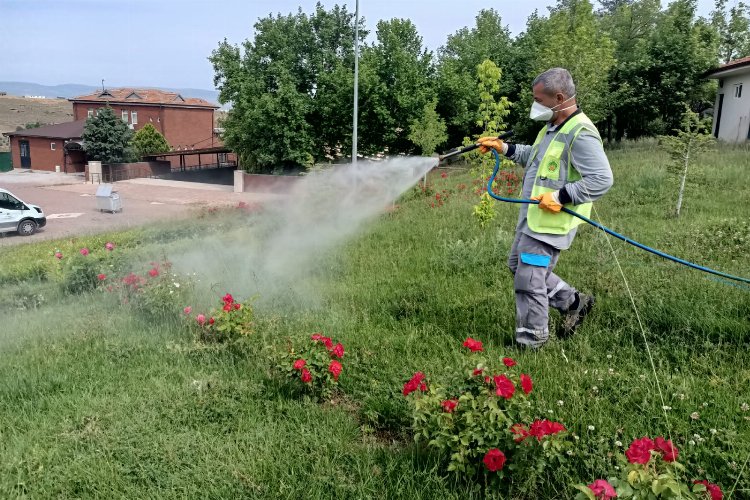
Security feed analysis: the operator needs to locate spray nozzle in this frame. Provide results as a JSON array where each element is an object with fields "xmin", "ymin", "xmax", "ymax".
[{"xmin": 438, "ymin": 130, "xmax": 515, "ymax": 163}]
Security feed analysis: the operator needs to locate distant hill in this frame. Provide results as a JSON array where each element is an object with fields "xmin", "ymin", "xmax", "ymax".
[{"xmin": 0, "ymin": 81, "xmax": 220, "ymax": 105}]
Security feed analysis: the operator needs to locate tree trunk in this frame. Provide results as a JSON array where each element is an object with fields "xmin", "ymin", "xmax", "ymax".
[{"xmin": 676, "ymin": 145, "xmax": 690, "ymax": 217}]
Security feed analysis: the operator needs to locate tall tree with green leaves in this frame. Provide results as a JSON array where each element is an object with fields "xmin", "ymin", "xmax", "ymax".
[
  {"xmin": 210, "ymin": 4, "xmax": 365, "ymax": 171},
  {"xmin": 408, "ymin": 99, "xmax": 447, "ymax": 156},
  {"xmin": 131, "ymin": 123, "xmax": 170, "ymax": 159},
  {"xmin": 358, "ymin": 18, "xmax": 436, "ymax": 155},
  {"xmin": 436, "ymin": 10, "xmax": 515, "ymax": 146},
  {"xmin": 659, "ymin": 107, "xmax": 715, "ymax": 217},
  {"xmin": 711, "ymin": 0, "xmax": 750, "ymax": 63},
  {"xmin": 82, "ymin": 107, "xmax": 133, "ymax": 164}
]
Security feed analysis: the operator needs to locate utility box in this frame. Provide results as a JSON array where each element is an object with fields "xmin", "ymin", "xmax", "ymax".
[{"xmin": 95, "ymin": 184, "xmax": 122, "ymax": 213}]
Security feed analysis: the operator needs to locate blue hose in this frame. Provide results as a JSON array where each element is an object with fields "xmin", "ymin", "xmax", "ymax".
[{"xmin": 485, "ymin": 149, "xmax": 750, "ymax": 286}]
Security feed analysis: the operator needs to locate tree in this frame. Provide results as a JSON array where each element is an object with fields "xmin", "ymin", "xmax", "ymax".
[
  {"xmin": 659, "ymin": 107, "xmax": 715, "ymax": 217},
  {"xmin": 358, "ymin": 18, "xmax": 436, "ymax": 155},
  {"xmin": 408, "ymin": 99, "xmax": 447, "ymax": 155},
  {"xmin": 711, "ymin": 0, "xmax": 750, "ymax": 63},
  {"xmin": 436, "ymin": 10, "xmax": 515, "ymax": 146},
  {"xmin": 210, "ymin": 4, "xmax": 366, "ymax": 171},
  {"xmin": 131, "ymin": 123, "xmax": 170, "ymax": 158},
  {"xmin": 465, "ymin": 60, "xmax": 513, "ymax": 227},
  {"xmin": 82, "ymin": 106, "xmax": 132, "ymax": 163}
]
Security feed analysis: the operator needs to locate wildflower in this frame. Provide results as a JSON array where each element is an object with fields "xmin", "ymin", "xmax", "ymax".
[
  {"xmin": 462, "ymin": 337, "xmax": 483, "ymax": 352},
  {"xmin": 502, "ymin": 357, "xmax": 516, "ymax": 368},
  {"xmin": 301, "ymin": 368, "xmax": 312, "ymax": 383},
  {"xmin": 148, "ymin": 268, "xmax": 159, "ymax": 277},
  {"xmin": 710, "ymin": 428, "xmax": 717, "ymax": 435},
  {"xmin": 97, "ymin": 273, "xmax": 106, "ymax": 281},
  {"xmin": 105, "ymin": 242, "xmax": 115, "ymax": 251},
  {"xmin": 328, "ymin": 360, "xmax": 342, "ymax": 381},
  {"xmin": 608, "ymin": 368, "xmax": 615, "ymax": 375},
  {"xmin": 482, "ymin": 449, "xmax": 506, "ymax": 472},
  {"xmin": 606, "ymin": 354, "xmax": 612, "ymax": 359},
  {"xmin": 493, "ymin": 375, "xmax": 515, "ymax": 400},
  {"xmin": 689, "ymin": 440, "xmax": 696, "ymax": 446},
  {"xmin": 625, "ymin": 437, "xmax": 655, "ymax": 464},
  {"xmin": 693, "ymin": 480, "xmax": 723, "ymax": 500},
  {"xmin": 403, "ymin": 372, "xmax": 425, "ymax": 396},
  {"xmin": 662, "ymin": 405, "xmax": 672, "ymax": 411},
  {"xmin": 742, "ymin": 403, "xmax": 749, "ymax": 412},
  {"xmin": 588, "ymin": 479, "xmax": 617, "ymax": 499},
  {"xmin": 441, "ymin": 399, "xmax": 458, "ymax": 413},
  {"xmin": 615, "ymin": 441, "xmax": 623, "ymax": 447},
  {"xmin": 196, "ymin": 314, "xmax": 206, "ymax": 325},
  {"xmin": 183, "ymin": 306, "xmax": 192, "ymax": 315},
  {"xmin": 655, "ymin": 437, "xmax": 678, "ymax": 462},
  {"xmin": 557, "ymin": 400, "xmax": 564, "ymax": 406},
  {"xmin": 702, "ymin": 402, "xmax": 709, "ymax": 407},
  {"xmin": 440, "ymin": 172, "xmax": 448, "ymax": 179},
  {"xmin": 592, "ymin": 386, "xmax": 599, "ymax": 392},
  {"xmin": 520, "ymin": 373, "xmax": 533, "ymax": 395},
  {"xmin": 79, "ymin": 248, "xmax": 89, "ymax": 256},
  {"xmin": 54, "ymin": 251, "xmax": 63, "ymax": 259},
  {"xmin": 588, "ymin": 425, "xmax": 595, "ymax": 431},
  {"xmin": 293, "ymin": 359, "xmax": 306, "ymax": 371},
  {"xmin": 173, "ymin": 282, "xmax": 180, "ymax": 288}
]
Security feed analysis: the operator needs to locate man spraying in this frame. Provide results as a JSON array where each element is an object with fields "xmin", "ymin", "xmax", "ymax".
[{"xmin": 477, "ymin": 68, "xmax": 613, "ymax": 349}]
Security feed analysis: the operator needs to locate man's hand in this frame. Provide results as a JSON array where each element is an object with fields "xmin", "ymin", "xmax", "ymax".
[
  {"xmin": 531, "ymin": 191, "xmax": 563, "ymax": 213},
  {"xmin": 477, "ymin": 137, "xmax": 507, "ymax": 155}
]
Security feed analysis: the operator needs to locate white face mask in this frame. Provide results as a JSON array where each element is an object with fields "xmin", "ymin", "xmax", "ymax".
[{"xmin": 529, "ymin": 95, "xmax": 577, "ymax": 122}]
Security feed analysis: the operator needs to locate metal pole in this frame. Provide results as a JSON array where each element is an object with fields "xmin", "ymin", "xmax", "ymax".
[{"xmin": 352, "ymin": 0, "xmax": 359, "ymax": 167}]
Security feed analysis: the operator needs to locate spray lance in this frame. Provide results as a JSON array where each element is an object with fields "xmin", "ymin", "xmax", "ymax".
[{"xmin": 436, "ymin": 132, "xmax": 750, "ymax": 288}]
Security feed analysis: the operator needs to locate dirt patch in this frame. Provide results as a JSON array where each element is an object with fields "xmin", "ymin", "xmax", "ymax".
[{"xmin": 0, "ymin": 95, "xmax": 74, "ymax": 151}]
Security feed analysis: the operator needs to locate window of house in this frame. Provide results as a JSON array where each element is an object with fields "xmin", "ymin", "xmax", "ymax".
[
  {"xmin": 50, "ymin": 142, "xmax": 56, "ymax": 151},
  {"xmin": 122, "ymin": 110, "xmax": 128, "ymax": 122},
  {"xmin": 131, "ymin": 111, "xmax": 138, "ymax": 125},
  {"xmin": 87, "ymin": 108, "xmax": 94, "ymax": 118},
  {"xmin": 735, "ymin": 83, "xmax": 743, "ymax": 98}
]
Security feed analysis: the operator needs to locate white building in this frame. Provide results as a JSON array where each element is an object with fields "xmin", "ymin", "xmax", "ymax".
[{"xmin": 706, "ymin": 56, "xmax": 750, "ymax": 143}]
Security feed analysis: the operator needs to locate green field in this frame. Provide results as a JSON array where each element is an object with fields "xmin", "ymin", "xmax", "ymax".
[{"xmin": 1, "ymin": 142, "xmax": 749, "ymax": 498}]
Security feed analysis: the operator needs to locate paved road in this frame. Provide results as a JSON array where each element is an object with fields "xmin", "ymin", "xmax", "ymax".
[{"xmin": 0, "ymin": 171, "xmax": 285, "ymax": 246}]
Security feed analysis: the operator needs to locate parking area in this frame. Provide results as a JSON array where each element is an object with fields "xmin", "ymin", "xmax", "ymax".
[{"xmin": 0, "ymin": 170, "xmax": 286, "ymax": 246}]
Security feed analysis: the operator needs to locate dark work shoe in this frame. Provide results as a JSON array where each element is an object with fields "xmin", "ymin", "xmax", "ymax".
[{"xmin": 559, "ymin": 293, "xmax": 595, "ymax": 338}]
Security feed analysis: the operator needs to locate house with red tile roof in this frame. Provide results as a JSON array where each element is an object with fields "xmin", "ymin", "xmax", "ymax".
[
  {"xmin": 3, "ymin": 88, "xmax": 221, "ymax": 171},
  {"xmin": 705, "ymin": 56, "xmax": 750, "ymax": 143}
]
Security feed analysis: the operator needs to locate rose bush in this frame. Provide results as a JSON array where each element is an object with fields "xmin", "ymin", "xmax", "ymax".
[{"xmin": 274, "ymin": 332, "xmax": 346, "ymax": 399}]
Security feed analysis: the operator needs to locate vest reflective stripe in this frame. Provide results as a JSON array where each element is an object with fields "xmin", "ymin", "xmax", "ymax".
[{"xmin": 527, "ymin": 112, "xmax": 601, "ymax": 235}]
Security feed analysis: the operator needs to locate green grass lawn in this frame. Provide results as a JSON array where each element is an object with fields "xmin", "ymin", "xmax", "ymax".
[{"xmin": 1, "ymin": 142, "xmax": 749, "ymax": 499}]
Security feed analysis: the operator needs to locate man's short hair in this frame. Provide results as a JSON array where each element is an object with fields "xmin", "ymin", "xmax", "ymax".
[{"xmin": 532, "ymin": 68, "xmax": 576, "ymax": 98}]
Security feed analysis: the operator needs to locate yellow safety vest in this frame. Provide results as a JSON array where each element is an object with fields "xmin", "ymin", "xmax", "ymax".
[{"xmin": 527, "ymin": 112, "xmax": 601, "ymax": 235}]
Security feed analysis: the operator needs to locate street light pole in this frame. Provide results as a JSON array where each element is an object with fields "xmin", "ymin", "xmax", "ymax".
[{"xmin": 352, "ymin": 0, "xmax": 359, "ymax": 167}]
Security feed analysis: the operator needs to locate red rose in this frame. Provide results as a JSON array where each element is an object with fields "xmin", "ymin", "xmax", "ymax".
[
  {"xmin": 493, "ymin": 375, "xmax": 515, "ymax": 400},
  {"xmin": 293, "ymin": 359, "xmax": 306, "ymax": 371},
  {"xmin": 311, "ymin": 333, "xmax": 322, "ymax": 341},
  {"xmin": 222, "ymin": 293, "xmax": 234, "ymax": 304},
  {"xmin": 462, "ymin": 337, "xmax": 483, "ymax": 352},
  {"xmin": 441, "ymin": 172, "xmax": 448, "ymax": 178},
  {"xmin": 502, "ymin": 357, "xmax": 517, "ymax": 367},
  {"xmin": 694, "ymin": 480, "xmax": 723, "ymax": 500},
  {"xmin": 196, "ymin": 314, "xmax": 206, "ymax": 325},
  {"xmin": 441, "ymin": 399, "xmax": 458, "ymax": 413},
  {"xmin": 328, "ymin": 360, "xmax": 342, "ymax": 381},
  {"xmin": 301, "ymin": 368, "xmax": 312, "ymax": 383},
  {"xmin": 313, "ymin": 336, "xmax": 333, "ymax": 350},
  {"xmin": 482, "ymin": 448, "xmax": 506, "ymax": 472},
  {"xmin": 484, "ymin": 376, "xmax": 491, "ymax": 384},
  {"xmin": 208, "ymin": 317, "xmax": 215, "ymax": 325},
  {"xmin": 331, "ymin": 343, "xmax": 345, "ymax": 359},
  {"xmin": 529, "ymin": 419, "xmax": 566, "ymax": 440},
  {"xmin": 54, "ymin": 252, "xmax": 63, "ymax": 259},
  {"xmin": 97, "ymin": 273, "xmax": 106, "ymax": 281},
  {"xmin": 511, "ymin": 423, "xmax": 530, "ymax": 443},
  {"xmin": 419, "ymin": 381, "xmax": 427, "ymax": 392},
  {"xmin": 520, "ymin": 373, "xmax": 533, "ymax": 395},
  {"xmin": 148, "ymin": 268, "xmax": 159, "ymax": 277},
  {"xmin": 223, "ymin": 304, "xmax": 232, "ymax": 312},
  {"xmin": 588, "ymin": 479, "xmax": 617, "ymax": 499},
  {"xmin": 79, "ymin": 248, "xmax": 89, "ymax": 256},
  {"xmin": 625, "ymin": 437, "xmax": 655, "ymax": 464},
  {"xmin": 403, "ymin": 372, "xmax": 426, "ymax": 396},
  {"xmin": 234, "ymin": 303, "xmax": 241, "ymax": 310},
  {"xmin": 655, "ymin": 436, "xmax": 678, "ymax": 462},
  {"xmin": 472, "ymin": 368, "xmax": 484, "ymax": 376}
]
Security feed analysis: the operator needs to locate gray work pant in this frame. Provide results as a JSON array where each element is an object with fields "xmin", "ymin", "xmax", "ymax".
[{"xmin": 508, "ymin": 232, "xmax": 578, "ymax": 347}]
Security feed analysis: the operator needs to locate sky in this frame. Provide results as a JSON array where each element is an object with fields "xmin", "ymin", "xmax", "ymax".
[{"xmin": 0, "ymin": 0, "xmax": 717, "ymax": 91}]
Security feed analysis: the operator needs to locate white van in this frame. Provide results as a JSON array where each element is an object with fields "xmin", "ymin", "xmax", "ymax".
[{"xmin": 0, "ymin": 188, "xmax": 46, "ymax": 236}]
